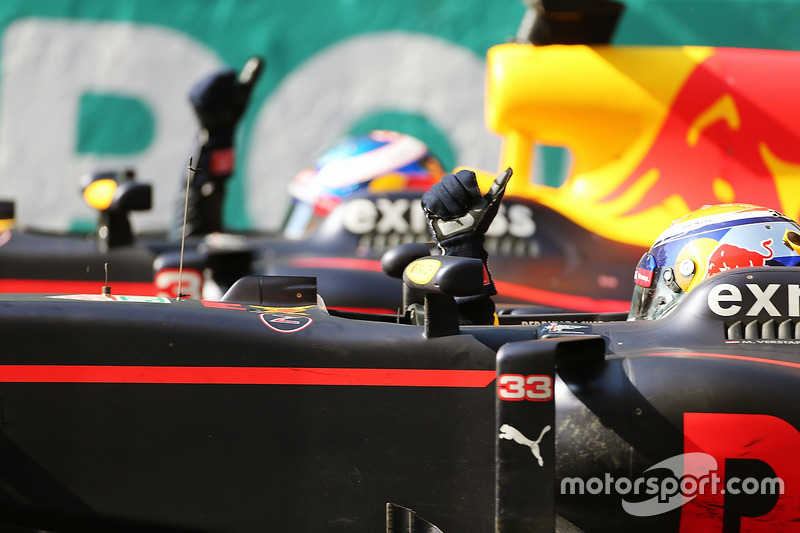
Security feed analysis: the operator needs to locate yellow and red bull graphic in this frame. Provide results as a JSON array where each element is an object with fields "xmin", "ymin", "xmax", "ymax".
[{"xmin": 485, "ymin": 43, "xmax": 800, "ymax": 248}]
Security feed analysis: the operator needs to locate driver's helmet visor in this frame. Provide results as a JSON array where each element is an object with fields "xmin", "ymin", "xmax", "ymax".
[
  {"xmin": 628, "ymin": 252, "xmax": 685, "ymax": 320},
  {"xmin": 282, "ymin": 190, "xmax": 348, "ymax": 240},
  {"xmin": 282, "ymin": 198, "xmax": 317, "ymax": 240},
  {"xmin": 281, "ymin": 168, "xmax": 355, "ymax": 239}
]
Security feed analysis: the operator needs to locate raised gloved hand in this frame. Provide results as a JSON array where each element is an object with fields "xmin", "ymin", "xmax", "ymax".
[
  {"xmin": 421, "ymin": 167, "xmax": 512, "ymax": 324},
  {"xmin": 422, "ymin": 167, "xmax": 512, "ymax": 258},
  {"xmin": 189, "ymin": 57, "xmax": 264, "ymax": 145},
  {"xmin": 172, "ymin": 58, "xmax": 264, "ymax": 239}
]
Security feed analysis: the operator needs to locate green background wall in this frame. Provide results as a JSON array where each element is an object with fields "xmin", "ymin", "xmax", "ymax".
[{"xmin": 0, "ymin": 0, "xmax": 798, "ymax": 234}]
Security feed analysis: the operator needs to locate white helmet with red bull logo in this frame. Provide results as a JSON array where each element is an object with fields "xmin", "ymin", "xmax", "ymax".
[{"xmin": 629, "ymin": 203, "xmax": 800, "ymax": 320}]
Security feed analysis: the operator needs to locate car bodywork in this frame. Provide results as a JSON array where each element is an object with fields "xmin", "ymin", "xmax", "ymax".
[
  {"xmin": 0, "ymin": 184, "xmax": 643, "ymax": 314},
  {"xmin": 485, "ymin": 43, "xmax": 800, "ymax": 248},
  {"xmin": 0, "ymin": 252, "xmax": 798, "ymax": 532}
]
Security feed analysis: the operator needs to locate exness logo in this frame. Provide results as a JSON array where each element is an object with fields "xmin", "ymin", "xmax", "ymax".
[
  {"xmin": 707, "ymin": 283, "xmax": 800, "ymax": 317},
  {"xmin": 560, "ymin": 453, "xmax": 784, "ymax": 517}
]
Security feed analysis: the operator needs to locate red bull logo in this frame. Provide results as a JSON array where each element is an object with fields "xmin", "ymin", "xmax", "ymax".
[
  {"xmin": 603, "ymin": 49, "xmax": 800, "ymax": 221},
  {"xmin": 486, "ymin": 44, "xmax": 800, "ymax": 248},
  {"xmin": 707, "ymin": 239, "xmax": 774, "ymax": 276}
]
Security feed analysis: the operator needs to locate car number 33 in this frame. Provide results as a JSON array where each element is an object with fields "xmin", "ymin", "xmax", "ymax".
[{"xmin": 497, "ymin": 374, "xmax": 553, "ymax": 401}]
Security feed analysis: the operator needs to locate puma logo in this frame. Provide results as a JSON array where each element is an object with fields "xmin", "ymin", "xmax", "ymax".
[{"xmin": 499, "ymin": 424, "xmax": 551, "ymax": 467}]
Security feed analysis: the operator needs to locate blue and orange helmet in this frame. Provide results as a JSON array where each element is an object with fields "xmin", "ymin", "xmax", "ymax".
[
  {"xmin": 283, "ymin": 130, "xmax": 444, "ymax": 238},
  {"xmin": 629, "ymin": 204, "xmax": 800, "ymax": 320}
]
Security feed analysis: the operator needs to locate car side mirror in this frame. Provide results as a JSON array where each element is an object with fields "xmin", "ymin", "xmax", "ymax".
[
  {"xmin": 81, "ymin": 169, "xmax": 152, "ymax": 252},
  {"xmin": 402, "ymin": 255, "xmax": 485, "ymax": 337},
  {"xmin": 381, "ymin": 242, "xmax": 437, "ymax": 312}
]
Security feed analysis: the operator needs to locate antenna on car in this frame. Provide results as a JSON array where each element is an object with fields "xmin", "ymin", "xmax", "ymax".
[
  {"xmin": 102, "ymin": 262, "xmax": 111, "ymax": 296},
  {"xmin": 176, "ymin": 157, "xmax": 196, "ymax": 300}
]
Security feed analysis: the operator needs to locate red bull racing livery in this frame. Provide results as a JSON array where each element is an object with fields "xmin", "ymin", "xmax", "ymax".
[{"xmin": 1, "ymin": 247, "xmax": 800, "ymax": 532}]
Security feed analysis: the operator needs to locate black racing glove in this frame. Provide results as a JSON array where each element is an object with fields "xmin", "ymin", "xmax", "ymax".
[
  {"xmin": 172, "ymin": 58, "xmax": 264, "ymax": 239},
  {"xmin": 190, "ymin": 70, "xmax": 245, "ymax": 149},
  {"xmin": 421, "ymin": 168, "xmax": 512, "ymax": 324},
  {"xmin": 190, "ymin": 57, "xmax": 263, "ymax": 146}
]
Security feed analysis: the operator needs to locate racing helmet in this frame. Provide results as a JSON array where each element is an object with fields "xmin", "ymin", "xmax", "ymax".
[
  {"xmin": 282, "ymin": 130, "xmax": 444, "ymax": 239},
  {"xmin": 629, "ymin": 203, "xmax": 800, "ymax": 320}
]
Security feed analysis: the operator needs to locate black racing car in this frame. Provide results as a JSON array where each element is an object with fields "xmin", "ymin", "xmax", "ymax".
[
  {"xmin": 0, "ymin": 247, "xmax": 797, "ymax": 532},
  {"xmin": 0, "ymin": 168, "xmax": 643, "ymax": 315}
]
